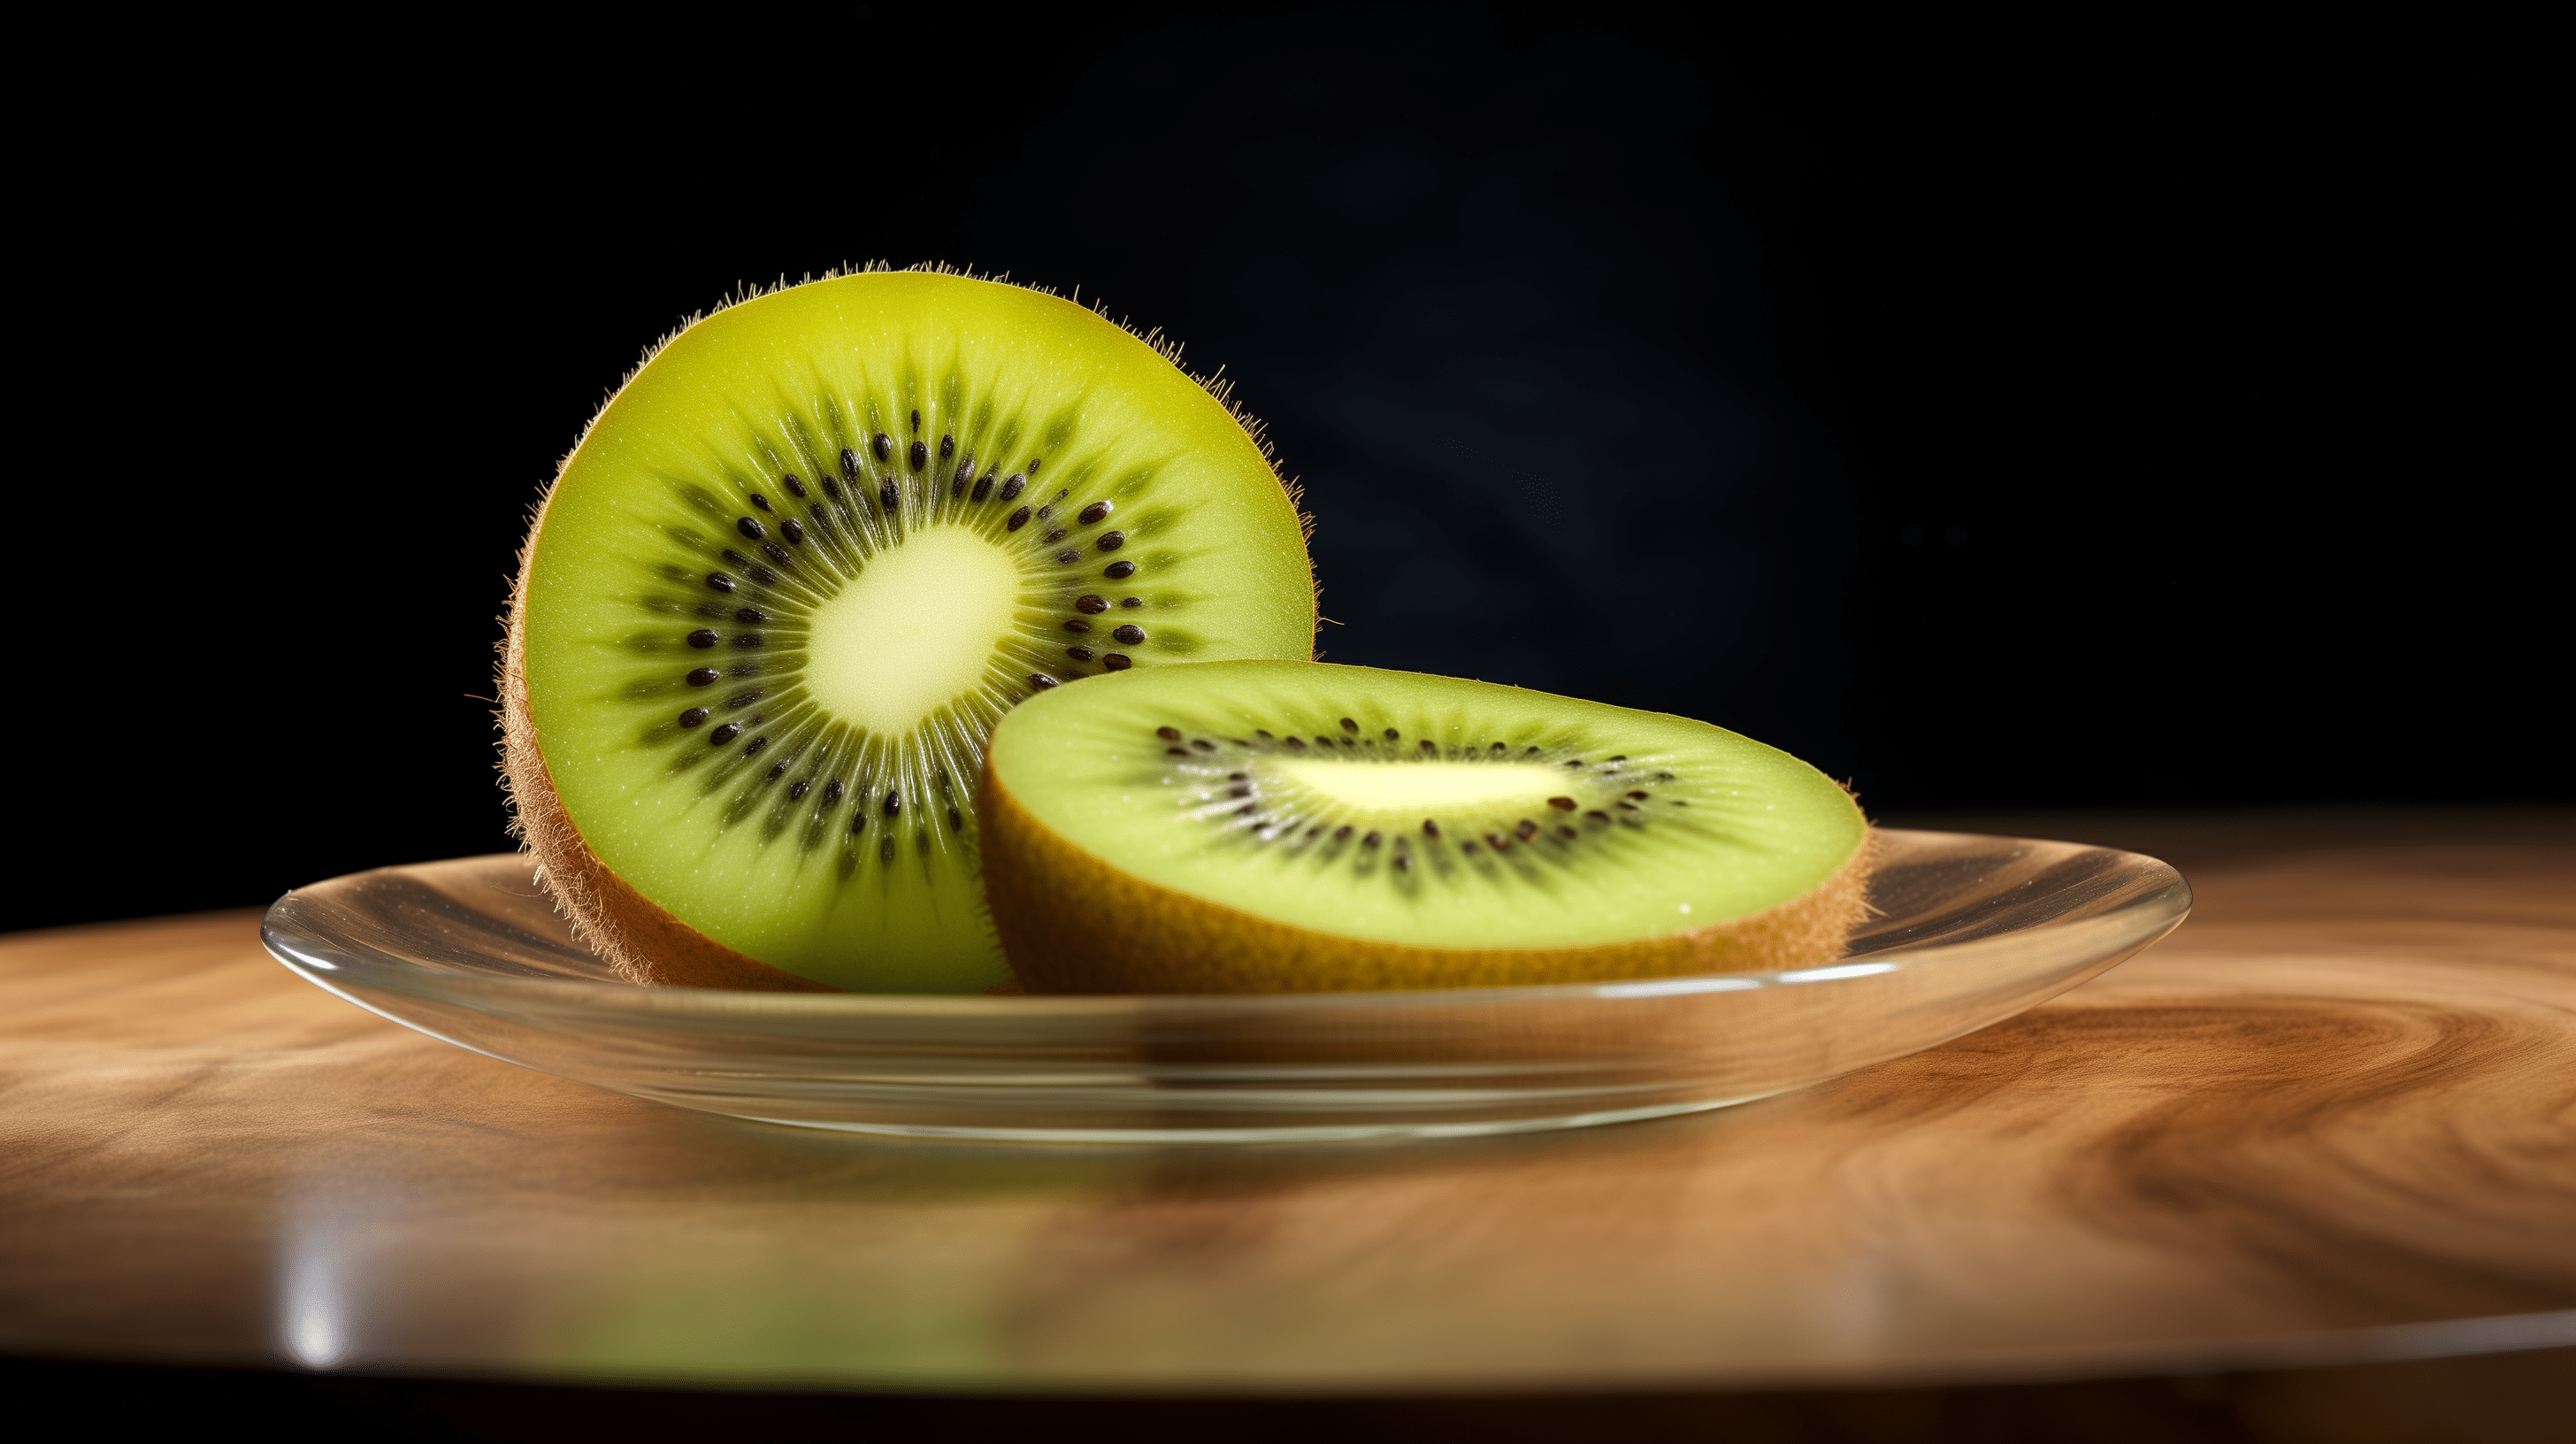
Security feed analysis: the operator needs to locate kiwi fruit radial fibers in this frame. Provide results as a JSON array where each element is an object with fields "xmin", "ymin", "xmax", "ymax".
[
  {"xmin": 503, "ymin": 272, "xmax": 1315, "ymax": 993},
  {"xmin": 980, "ymin": 663, "xmax": 1872, "ymax": 994}
]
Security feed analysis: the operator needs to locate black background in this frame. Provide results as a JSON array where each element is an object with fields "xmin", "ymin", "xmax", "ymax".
[{"xmin": 23, "ymin": 8, "xmax": 2554, "ymax": 934}]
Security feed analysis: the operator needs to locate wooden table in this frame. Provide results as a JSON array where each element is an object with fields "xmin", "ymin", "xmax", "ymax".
[{"xmin": 4, "ymin": 809, "xmax": 2572, "ymax": 1436}]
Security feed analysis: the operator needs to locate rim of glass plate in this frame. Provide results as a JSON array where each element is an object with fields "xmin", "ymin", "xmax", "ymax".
[{"xmin": 258, "ymin": 832, "xmax": 2192, "ymax": 1019}]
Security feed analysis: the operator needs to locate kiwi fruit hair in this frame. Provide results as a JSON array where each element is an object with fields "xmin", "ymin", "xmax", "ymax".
[
  {"xmin": 978, "ymin": 662, "xmax": 1873, "ymax": 994},
  {"xmin": 502, "ymin": 268, "xmax": 1316, "ymax": 993}
]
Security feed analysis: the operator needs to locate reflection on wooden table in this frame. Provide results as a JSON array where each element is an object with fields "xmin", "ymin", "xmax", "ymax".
[{"xmin": 2, "ymin": 809, "xmax": 2569, "ymax": 1402}]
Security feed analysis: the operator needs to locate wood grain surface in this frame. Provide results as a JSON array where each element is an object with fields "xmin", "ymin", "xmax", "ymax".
[{"xmin": 1, "ymin": 808, "xmax": 2570, "ymax": 1402}]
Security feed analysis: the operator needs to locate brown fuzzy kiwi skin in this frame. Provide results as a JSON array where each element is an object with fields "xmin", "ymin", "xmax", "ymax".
[
  {"xmin": 978, "ymin": 763, "xmax": 1875, "ymax": 995},
  {"xmin": 498, "ymin": 503, "xmax": 839, "ymax": 993}
]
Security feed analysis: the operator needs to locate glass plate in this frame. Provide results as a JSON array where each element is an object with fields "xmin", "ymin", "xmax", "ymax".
[{"xmin": 260, "ymin": 830, "xmax": 2187, "ymax": 1143}]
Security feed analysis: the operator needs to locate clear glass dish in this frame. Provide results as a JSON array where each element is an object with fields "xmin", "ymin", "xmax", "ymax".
[{"xmin": 260, "ymin": 831, "xmax": 2187, "ymax": 1143}]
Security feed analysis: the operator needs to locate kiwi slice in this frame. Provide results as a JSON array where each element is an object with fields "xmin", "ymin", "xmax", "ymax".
[
  {"xmin": 502, "ymin": 271, "xmax": 1315, "ymax": 993},
  {"xmin": 980, "ymin": 662, "xmax": 1872, "ymax": 993}
]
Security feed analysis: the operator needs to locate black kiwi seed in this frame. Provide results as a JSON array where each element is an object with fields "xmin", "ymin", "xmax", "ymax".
[
  {"xmin": 768, "ymin": 759, "xmax": 790, "ymax": 779},
  {"xmin": 878, "ymin": 479, "xmax": 900, "ymax": 510},
  {"xmin": 735, "ymin": 608, "xmax": 769, "ymax": 624},
  {"xmin": 1157, "ymin": 726, "xmax": 1182, "ymax": 741},
  {"xmin": 822, "ymin": 780, "xmax": 842, "ymax": 803},
  {"xmin": 1384, "ymin": 728, "xmax": 1400, "ymax": 741},
  {"xmin": 1585, "ymin": 810, "xmax": 1611, "ymax": 825},
  {"xmin": 725, "ymin": 690, "xmax": 762, "ymax": 710},
  {"xmin": 1422, "ymin": 819, "xmax": 1440, "ymax": 837},
  {"xmin": 1419, "ymin": 740, "xmax": 1438, "ymax": 754},
  {"xmin": 1338, "ymin": 718, "xmax": 1359, "ymax": 734},
  {"xmin": 1656, "ymin": 772, "xmax": 1676, "ymax": 781},
  {"xmin": 686, "ymin": 629, "xmax": 718, "ymax": 649},
  {"xmin": 1037, "ymin": 503, "xmax": 1056, "ymax": 521},
  {"xmin": 744, "ymin": 736, "xmax": 769, "ymax": 758},
  {"xmin": 822, "ymin": 476, "xmax": 842, "ymax": 498},
  {"xmin": 1007, "ymin": 506, "xmax": 1031, "ymax": 531},
  {"xmin": 783, "ymin": 474, "xmax": 807, "ymax": 497},
  {"xmin": 1029, "ymin": 673, "xmax": 1061, "ymax": 689},
  {"xmin": 678, "ymin": 707, "xmax": 710, "ymax": 728},
  {"xmin": 1516, "ymin": 820, "xmax": 1539, "ymax": 841},
  {"xmin": 908, "ymin": 440, "xmax": 926, "ymax": 471},
  {"xmin": 1027, "ymin": 458, "xmax": 1042, "ymax": 474},
  {"xmin": 1616, "ymin": 801, "xmax": 1639, "ymax": 811},
  {"xmin": 761, "ymin": 542, "xmax": 789, "ymax": 564},
  {"xmin": 1627, "ymin": 790, "xmax": 1651, "ymax": 800},
  {"xmin": 1490, "ymin": 742, "xmax": 1507, "ymax": 754},
  {"xmin": 1112, "ymin": 624, "xmax": 1146, "ymax": 644},
  {"xmin": 1078, "ymin": 501, "xmax": 1112, "ymax": 525},
  {"xmin": 908, "ymin": 410, "xmax": 920, "ymax": 433},
  {"xmin": 1104, "ymin": 654, "xmax": 1133, "ymax": 670},
  {"xmin": 710, "ymin": 722, "xmax": 741, "ymax": 744},
  {"xmin": 1076, "ymin": 594, "xmax": 1109, "ymax": 614},
  {"xmin": 1557, "ymin": 826, "xmax": 1577, "ymax": 840},
  {"xmin": 1064, "ymin": 618, "xmax": 1093, "ymax": 634},
  {"xmin": 1068, "ymin": 645, "xmax": 1095, "ymax": 661},
  {"xmin": 871, "ymin": 433, "xmax": 892, "ymax": 463},
  {"xmin": 884, "ymin": 789, "xmax": 902, "ymax": 818},
  {"xmin": 1228, "ymin": 771, "xmax": 1249, "ymax": 780},
  {"xmin": 839, "ymin": 449, "xmax": 860, "ymax": 479},
  {"xmin": 1096, "ymin": 530, "xmax": 1127, "ymax": 551},
  {"xmin": 1548, "ymin": 796, "xmax": 1576, "ymax": 810},
  {"xmin": 1120, "ymin": 596, "xmax": 1143, "ymax": 609},
  {"xmin": 749, "ymin": 493, "xmax": 773, "ymax": 511},
  {"xmin": 1333, "ymin": 826, "xmax": 1353, "ymax": 841},
  {"xmin": 1284, "ymin": 736, "xmax": 1308, "ymax": 751},
  {"xmin": 686, "ymin": 667, "xmax": 719, "ymax": 687},
  {"xmin": 790, "ymin": 780, "xmax": 810, "ymax": 800},
  {"xmin": 1395, "ymin": 854, "xmax": 1413, "ymax": 872},
  {"xmin": 1461, "ymin": 841, "xmax": 1481, "ymax": 856},
  {"xmin": 948, "ymin": 805, "xmax": 962, "ymax": 829},
  {"xmin": 781, "ymin": 518, "xmax": 805, "ymax": 544},
  {"xmin": 1362, "ymin": 831, "xmax": 1383, "ymax": 848},
  {"xmin": 972, "ymin": 472, "xmax": 994, "ymax": 503},
  {"xmin": 849, "ymin": 811, "xmax": 867, "ymax": 833},
  {"xmin": 1166, "ymin": 746, "xmax": 1188, "ymax": 757},
  {"xmin": 1055, "ymin": 549, "xmax": 1081, "ymax": 565},
  {"xmin": 1487, "ymin": 833, "xmax": 1510, "ymax": 851},
  {"xmin": 940, "ymin": 434, "xmax": 954, "ymax": 459},
  {"xmin": 1191, "ymin": 739, "xmax": 1216, "ymax": 752},
  {"xmin": 1000, "ymin": 474, "xmax": 1026, "ymax": 501},
  {"xmin": 1105, "ymin": 560, "xmax": 1137, "ymax": 579},
  {"xmin": 705, "ymin": 572, "xmax": 737, "ymax": 593},
  {"xmin": 1228, "ymin": 784, "xmax": 1251, "ymax": 799},
  {"xmin": 734, "ymin": 634, "xmax": 763, "ymax": 649},
  {"xmin": 1563, "ymin": 759, "xmax": 1585, "ymax": 769}
]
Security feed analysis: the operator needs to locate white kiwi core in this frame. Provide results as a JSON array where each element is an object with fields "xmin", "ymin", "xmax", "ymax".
[
  {"xmin": 801, "ymin": 526, "xmax": 1024, "ymax": 734},
  {"xmin": 1264, "ymin": 758, "xmax": 1571, "ymax": 813}
]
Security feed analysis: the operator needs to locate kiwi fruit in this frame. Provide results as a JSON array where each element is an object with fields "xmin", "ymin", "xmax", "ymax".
[
  {"xmin": 501, "ymin": 269, "xmax": 1315, "ymax": 993},
  {"xmin": 979, "ymin": 662, "xmax": 1873, "ymax": 994}
]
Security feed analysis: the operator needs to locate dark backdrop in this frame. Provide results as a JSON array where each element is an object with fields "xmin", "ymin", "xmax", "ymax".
[{"xmin": 23, "ymin": 10, "xmax": 2553, "ymax": 933}]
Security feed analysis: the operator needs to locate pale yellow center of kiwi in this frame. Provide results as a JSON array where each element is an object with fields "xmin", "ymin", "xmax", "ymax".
[
  {"xmin": 1263, "ymin": 757, "xmax": 1570, "ymax": 813},
  {"xmin": 801, "ymin": 525, "xmax": 1022, "ymax": 734}
]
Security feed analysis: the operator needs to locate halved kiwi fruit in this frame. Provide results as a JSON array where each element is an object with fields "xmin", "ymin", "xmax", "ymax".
[
  {"xmin": 502, "ymin": 270, "xmax": 1315, "ymax": 993},
  {"xmin": 980, "ymin": 662, "xmax": 1873, "ymax": 993}
]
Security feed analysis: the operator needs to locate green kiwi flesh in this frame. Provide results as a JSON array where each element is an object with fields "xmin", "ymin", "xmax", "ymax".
[
  {"xmin": 506, "ymin": 272, "xmax": 1315, "ymax": 992},
  {"xmin": 979, "ymin": 662, "xmax": 1873, "ymax": 993}
]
